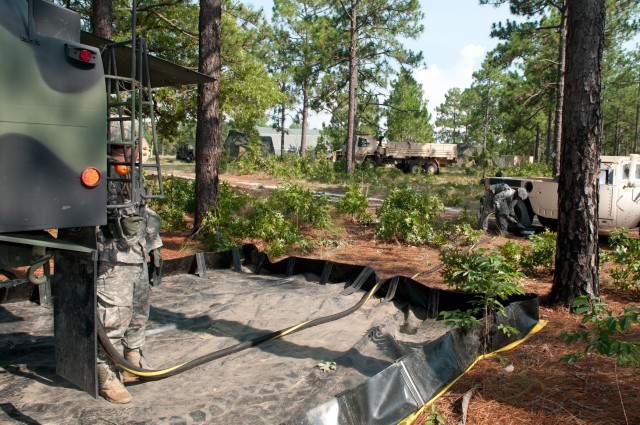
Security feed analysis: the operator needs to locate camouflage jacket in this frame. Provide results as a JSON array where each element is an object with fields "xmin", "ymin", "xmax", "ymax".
[{"xmin": 97, "ymin": 205, "xmax": 162, "ymax": 264}]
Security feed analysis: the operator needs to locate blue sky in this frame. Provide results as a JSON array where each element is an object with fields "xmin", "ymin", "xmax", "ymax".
[{"xmin": 247, "ymin": 0, "xmax": 515, "ymax": 127}]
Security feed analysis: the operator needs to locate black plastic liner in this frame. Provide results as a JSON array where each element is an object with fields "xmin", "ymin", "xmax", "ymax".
[
  {"xmin": 162, "ymin": 244, "xmax": 540, "ymax": 425},
  {"xmin": 0, "ymin": 244, "xmax": 539, "ymax": 424}
]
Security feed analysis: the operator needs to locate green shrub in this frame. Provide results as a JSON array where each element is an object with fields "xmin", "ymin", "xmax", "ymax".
[
  {"xmin": 458, "ymin": 207, "xmax": 480, "ymax": 226},
  {"xmin": 495, "ymin": 161, "xmax": 553, "ymax": 177},
  {"xmin": 497, "ymin": 240, "xmax": 525, "ymax": 267},
  {"xmin": 151, "ymin": 176, "xmax": 196, "ymax": 230},
  {"xmin": 603, "ymin": 229, "xmax": 640, "ymax": 292},
  {"xmin": 267, "ymin": 183, "xmax": 332, "ymax": 229},
  {"xmin": 520, "ymin": 230, "xmax": 556, "ymax": 275},
  {"xmin": 432, "ymin": 222, "xmax": 483, "ymax": 248},
  {"xmin": 307, "ymin": 157, "xmax": 338, "ymax": 183},
  {"xmin": 497, "ymin": 230, "xmax": 556, "ymax": 277},
  {"xmin": 422, "ymin": 405, "xmax": 445, "ymax": 425},
  {"xmin": 335, "ymin": 183, "xmax": 374, "ymax": 224},
  {"xmin": 196, "ymin": 180, "xmax": 335, "ymax": 258},
  {"xmin": 198, "ymin": 181, "xmax": 251, "ymax": 251},
  {"xmin": 250, "ymin": 202, "xmax": 304, "ymax": 258},
  {"xmin": 561, "ymin": 296, "xmax": 640, "ymax": 368},
  {"xmin": 439, "ymin": 246, "xmax": 525, "ymax": 348},
  {"xmin": 375, "ymin": 186, "xmax": 444, "ymax": 245}
]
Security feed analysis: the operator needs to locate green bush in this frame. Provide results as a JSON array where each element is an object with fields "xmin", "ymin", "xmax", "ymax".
[
  {"xmin": 561, "ymin": 296, "xmax": 640, "ymax": 368},
  {"xmin": 198, "ymin": 181, "xmax": 251, "ymax": 251},
  {"xmin": 494, "ymin": 161, "xmax": 553, "ymax": 177},
  {"xmin": 439, "ymin": 246, "xmax": 525, "ymax": 348},
  {"xmin": 497, "ymin": 230, "xmax": 557, "ymax": 276},
  {"xmin": 432, "ymin": 222, "xmax": 483, "ymax": 248},
  {"xmin": 375, "ymin": 186, "xmax": 444, "ymax": 245},
  {"xmin": 267, "ymin": 183, "xmax": 332, "ymax": 229},
  {"xmin": 250, "ymin": 202, "xmax": 304, "ymax": 258},
  {"xmin": 603, "ymin": 229, "xmax": 640, "ymax": 292},
  {"xmin": 521, "ymin": 230, "xmax": 556, "ymax": 275},
  {"xmin": 335, "ymin": 183, "xmax": 373, "ymax": 224},
  {"xmin": 151, "ymin": 176, "xmax": 195, "ymax": 230},
  {"xmin": 306, "ymin": 157, "xmax": 339, "ymax": 183}
]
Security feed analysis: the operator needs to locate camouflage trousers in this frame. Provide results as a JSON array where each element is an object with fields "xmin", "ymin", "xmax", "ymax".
[
  {"xmin": 97, "ymin": 261, "xmax": 149, "ymax": 365},
  {"xmin": 478, "ymin": 196, "xmax": 511, "ymax": 234}
]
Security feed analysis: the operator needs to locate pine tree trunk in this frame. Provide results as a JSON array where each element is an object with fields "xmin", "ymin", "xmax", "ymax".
[
  {"xmin": 91, "ymin": 0, "xmax": 112, "ymax": 39},
  {"xmin": 614, "ymin": 108, "xmax": 621, "ymax": 156},
  {"xmin": 548, "ymin": 0, "xmax": 605, "ymax": 307},
  {"xmin": 346, "ymin": 0, "xmax": 358, "ymax": 174},
  {"xmin": 535, "ymin": 123, "xmax": 541, "ymax": 162},
  {"xmin": 193, "ymin": 0, "xmax": 222, "ymax": 233},
  {"xmin": 301, "ymin": 83, "xmax": 309, "ymax": 158},
  {"xmin": 634, "ymin": 73, "xmax": 640, "ymax": 153},
  {"xmin": 545, "ymin": 92, "xmax": 553, "ymax": 164},
  {"xmin": 552, "ymin": 4, "xmax": 568, "ymax": 177},
  {"xmin": 280, "ymin": 102, "xmax": 286, "ymax": 158}
]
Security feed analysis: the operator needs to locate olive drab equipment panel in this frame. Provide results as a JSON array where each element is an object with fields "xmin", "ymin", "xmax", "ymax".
[
  {"xmin": 0, "ymin": 0, "xmax": 107, "ymax": 233},
  {"xmin": 0, "ymin": 0, "xmax": 107, "ymax": 397},
  {"xmin": 0, "ymin": 0, "xmax": 213, "ymax": 399}
]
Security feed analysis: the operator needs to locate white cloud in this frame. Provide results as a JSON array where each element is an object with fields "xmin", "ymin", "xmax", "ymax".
[{"xmin": 414, "ymin": 44, "xmax": 487, "ymax": 122}]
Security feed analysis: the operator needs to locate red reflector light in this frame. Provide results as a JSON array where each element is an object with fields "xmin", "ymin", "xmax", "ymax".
[
  {"xmin": 79, "ymin": 49, "xmax": 93, "ymax": 62},
  {"xmin": 81, "ymin": 168, "xmax": 101, "ymax": 188}
]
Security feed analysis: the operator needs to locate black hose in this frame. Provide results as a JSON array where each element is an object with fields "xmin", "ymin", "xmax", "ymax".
[{"xmin": 98, "ymin": 280, "xmax": 382, "ymax": 380}]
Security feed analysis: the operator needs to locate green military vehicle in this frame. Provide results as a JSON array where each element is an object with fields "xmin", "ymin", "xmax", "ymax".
[
  {"xmin": 176, "ymin": 142, "xmax": 195, "ymax": 162},
  {"xmin": 0, "ymin": 0, "xmax": 211, "ymax": 397}
]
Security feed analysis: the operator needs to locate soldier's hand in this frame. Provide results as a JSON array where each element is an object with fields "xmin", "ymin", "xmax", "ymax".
[{"xmin": 121, "ymin": 215, "xmax": 143, "ymax": 236}]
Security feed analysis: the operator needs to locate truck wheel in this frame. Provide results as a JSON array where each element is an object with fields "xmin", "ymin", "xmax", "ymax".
[
  {"xmin": 423, "ymin": 161, "xmax": 439, "ymax": 175},
  {"xmin": 187, "ymin": 153, "xmax": 194, "ymax": 163},
  {"xmin": 513, "ymin": 200, "xmax": 532, "ymax": 228},
  {"xmin": 537, "ymin": 216, "xmax": 558, "ymax": 231},
  {"xmin": 408, "ymin": 163, "xmax": 422, "ymax": 174}
]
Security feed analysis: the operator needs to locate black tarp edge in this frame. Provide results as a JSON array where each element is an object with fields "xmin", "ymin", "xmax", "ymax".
[
  {"xmin": 1, "ymin": 243, "xmax": 541, "ymax": 424},
  {"xmin": 161, "ymin": 244, "xmax": 541, "ymax": 425}
]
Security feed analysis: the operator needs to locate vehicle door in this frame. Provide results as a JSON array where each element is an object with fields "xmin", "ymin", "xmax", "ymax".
[
  {"xmin": 616, "ymin": 161, "xmax": 640, "ymax": 227},
  {"xmin": 598, "ymin": 166, "xmax": 614, "ymax": 221},
  {"xmin": 354, "ymin": 136, "xmax": 371, "ymax": 163}
]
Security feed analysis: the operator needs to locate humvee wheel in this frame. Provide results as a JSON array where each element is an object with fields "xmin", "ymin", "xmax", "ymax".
[{"xmin": 513, "ymin": 200, "xmax": 532, "ymax": 228}]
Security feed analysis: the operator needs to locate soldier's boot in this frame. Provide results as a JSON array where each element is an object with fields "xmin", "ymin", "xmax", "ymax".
[
  {"xmin": 98, "ymin": 363, "xmax": 132, "ymax": 404},
  {"xmin": 122, "ymin": 349, "xmax": 147, "ymax": 383}
]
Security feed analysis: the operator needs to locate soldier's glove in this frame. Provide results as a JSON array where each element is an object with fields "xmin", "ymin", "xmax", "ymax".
[
  {"xmin": 121, "ymin": 215, "xmax": 143, "ymax": 236},
  {"xmin": 150, "ymin": 248, "xmax": 162, "ymax": 268}
]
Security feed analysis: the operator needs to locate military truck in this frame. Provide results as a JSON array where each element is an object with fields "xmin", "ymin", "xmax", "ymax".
[
  {"xmin": 0, "ymin": 0, "xmax": 211, "ymax": 397},
  {"xmin": 347, "ymin": 134, "xmax": 457, "ymax": 174},
  {"xmin": 484, "ymin": 154, "xmax": 640, "ymax": 231},
  {"xmin": 176, "ymin": 142, "xmax": 195, "ymax": 162}
]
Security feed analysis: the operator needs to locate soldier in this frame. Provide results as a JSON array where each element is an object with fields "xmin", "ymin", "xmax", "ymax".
[
  {"xmin": 478, "ymin": 183, "xmax": 528, "ymax": 235},
  {"xmin": 97, "ymin": 123, "xmax": 162, "ymax": 404}
]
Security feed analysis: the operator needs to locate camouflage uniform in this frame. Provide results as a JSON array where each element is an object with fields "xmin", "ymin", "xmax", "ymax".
[
  {"xmin": 478, "ymin": 183, "xmax": 525, "ymax": 235},
  {"xmin": 96, "ymin": 205, "xmax": 162, "ymax": 368}
]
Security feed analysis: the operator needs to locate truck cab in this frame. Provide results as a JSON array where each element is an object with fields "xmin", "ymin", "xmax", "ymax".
[{"xmin": 348, "ymin": 135, "xmax": 382, "ymax": 164}]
